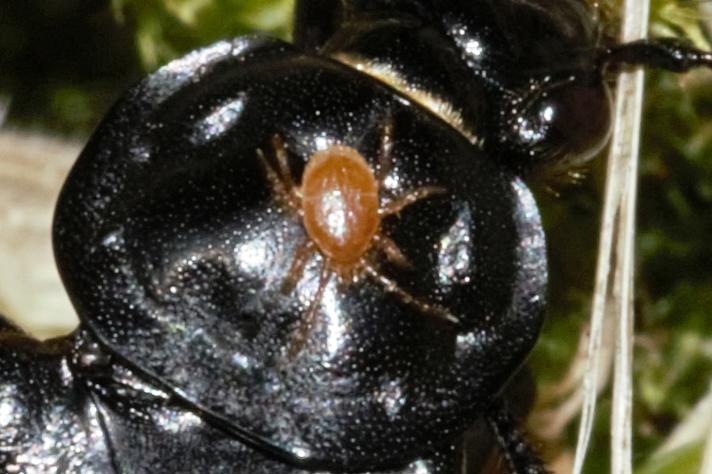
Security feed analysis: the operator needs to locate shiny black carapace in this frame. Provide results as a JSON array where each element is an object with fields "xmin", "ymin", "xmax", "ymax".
[{"xmin": 2, "ymin": 1, "xmax": 711, "ymax": 473}]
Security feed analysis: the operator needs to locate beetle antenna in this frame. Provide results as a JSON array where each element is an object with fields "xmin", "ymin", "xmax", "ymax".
[{"xmin": 599, "ymin": 37, "xmax": 712, "ymax": 73}]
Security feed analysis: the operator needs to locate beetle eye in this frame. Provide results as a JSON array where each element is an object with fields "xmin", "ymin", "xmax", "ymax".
[{"xmin": 495, "ymin": 81, "xmax": 612, "ymax": 174}]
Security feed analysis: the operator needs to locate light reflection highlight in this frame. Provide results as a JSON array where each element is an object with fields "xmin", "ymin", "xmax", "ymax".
[
  {"xmin": 323, "ymin": 281, "xmax": 346, "ymax": 355},
  {"xmin": 437, "ymin": 205, "xmax": 474, "ymax": 287},
  {"xmin": 319, "ymin": 190, "xmax": 349, "ymax": 242},
  {"xmin": 412, "ymin": 459, "xmax": 432, "ymax": 474},
  {"xmin": 234, "ymin": 237, "xmax": 274, "ymax": 274},
  {"xmin": 192, "ymin": 95, "xmax": 246, "ymax": 144}
]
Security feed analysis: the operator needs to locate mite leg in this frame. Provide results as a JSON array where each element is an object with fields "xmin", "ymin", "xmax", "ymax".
[
  {"xmin": 602, "ymin": 38, "xmax": 712, "ymax": 73},
  {"xmin": 363, "ymin": 263, "xmax": 458, "ymax": 324},
  {"xmin": 271, "ymin": 135, "xmax": 301, "ymax": 200},
  {"xmin": 380, "ymin": 186, "xmax": 447, "ymax": 217},
  {"xmin": 485, "ymin": 399, "xmax": 548, "ymax": 474},
  {"xmin": 257, "ymin": 147, "xmax": 287, "ymax": 197},
  {"xmin": 257, "ymin": 136, "xmax": 302, "ymax": 212},
  {"xmin": 373, "ymin": 234, "xmax": 413, "ymax": 270},
  {"xmin": 257, "ymin": 149, "xmax": 299, "ymax": 214},
  {"xmin": 281, "ymin": 240, "xmax": 316, "ymax": 294},
  {"xmin": 288, "ymin": 258, "xmax": 331, "ymax": 359},
  {"xmin": 376, "ymin": 113, "xmax": 395, "ymax": 184}
]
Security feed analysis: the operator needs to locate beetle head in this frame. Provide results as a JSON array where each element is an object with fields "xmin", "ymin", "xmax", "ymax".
[{"xmin": 296, "ymin": 0, "xmax": 614, "ymax": 175}]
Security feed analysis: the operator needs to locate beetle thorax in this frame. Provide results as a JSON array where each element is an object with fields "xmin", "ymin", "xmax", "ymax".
[{"xmin": 301, "ymin": 146, "xmax": 380, "ymax": 265}]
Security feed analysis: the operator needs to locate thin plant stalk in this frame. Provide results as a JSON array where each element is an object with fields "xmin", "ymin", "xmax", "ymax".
[
  {"xmin": 572, "ymin": 0, "xmax": 649, "ymax": 471},
  {"xmin": 609, "ymin": 0, "xmax": 649, "ymax": 471}
]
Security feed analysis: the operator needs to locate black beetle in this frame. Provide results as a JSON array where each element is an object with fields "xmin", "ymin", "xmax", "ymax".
[{"xmin": 2, "ymin": 1, "xmax": 711, "ymax": 473}]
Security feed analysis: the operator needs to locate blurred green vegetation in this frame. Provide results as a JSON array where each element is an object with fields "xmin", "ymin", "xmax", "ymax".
[
  {"xmin": 110, "ymin": 0, "xmax": 292, "ymax": 69},
  {"xmin": 0, "ymin": 0, "xmax": 291, "ymax": 133},
  {"xmin": 1, "ymin": 0, "xmax": 710, "ymax": 472},
  {"xmin": 531, "ymin": 7, "xmax": 712, "ymax": 470},
  {"xmin": 532, "ymin": 64, "xmax": 712, "ymax": 471}
]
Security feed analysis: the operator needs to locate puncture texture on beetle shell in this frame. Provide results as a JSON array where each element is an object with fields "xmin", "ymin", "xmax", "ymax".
[{"xmin": 49, "ymin": 35, "xmax": 547, "ymax": 470}]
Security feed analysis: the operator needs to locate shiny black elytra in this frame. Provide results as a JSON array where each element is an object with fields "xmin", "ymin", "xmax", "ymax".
[{"xmin": 2, "ymin": 1, "xmax": 711, "ymax": 473}]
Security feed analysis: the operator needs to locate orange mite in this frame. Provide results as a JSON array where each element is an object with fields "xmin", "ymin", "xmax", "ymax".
[
  {"xmin": 257, "ymin": 118, "xmax": 457, "ymax": 355},
  {"xmin": 301, "ymin": 146, "xmax": 380, "ymax": 266}
]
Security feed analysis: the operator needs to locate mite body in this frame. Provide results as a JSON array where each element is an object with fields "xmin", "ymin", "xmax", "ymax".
[
  {"xmin": 260, "ymin": 128, "xmax": 455, "ymax": 348},
  {"xmin": 2, "ymin": 1, "xmax": 711, "ymax": 473}
]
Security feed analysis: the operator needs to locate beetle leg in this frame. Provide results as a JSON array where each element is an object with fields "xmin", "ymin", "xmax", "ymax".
[
  {"xmin": 380, "ymin": 185, "xmax": 447, "ymax": 217},
  {"xmin": 362, "ymin": 262, "xmax": 458, "ymax": 324},
  {"xmin": 485, "ymin": 398, "xmax": 548, "ymax": 474},
  {"xmin": 288, "ymin": 258, "xmax": 331, "ymax": 359}
]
